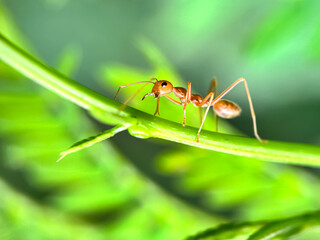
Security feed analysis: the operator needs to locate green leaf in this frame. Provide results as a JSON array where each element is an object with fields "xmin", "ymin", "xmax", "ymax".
[
  {"xmin": 58, "ymin": 123, "xmax": 131, "ymax": 162},
  {"xmin": 186, "ymin": 211, "xmax": 320, "ymax": 240},
  {"xmin": 186, "ymin": 222, "xmax": 263, "ymax": 240},
  {"xmin": 157, "ymin": 145, "xmax": 320, "ymax": 219}
]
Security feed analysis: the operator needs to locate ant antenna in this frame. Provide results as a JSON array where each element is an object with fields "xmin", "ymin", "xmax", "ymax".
[{"xmin": 114, "ymin": 78, "xmax": 158, "ymax": 101}]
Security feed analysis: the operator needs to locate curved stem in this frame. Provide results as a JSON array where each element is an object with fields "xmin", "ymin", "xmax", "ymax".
[
  {"xmin": 1, "ymin": 33, "xmax": 320, "ymax": 167},
  {"xmin": 0, "ymin": 33, "xmax": 118, "ymax": 114}
]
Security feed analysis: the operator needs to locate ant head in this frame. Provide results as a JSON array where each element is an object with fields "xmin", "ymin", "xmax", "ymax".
[{"xmin": 142, "ymin": 80, "xmax": 173, "ymax": 100}]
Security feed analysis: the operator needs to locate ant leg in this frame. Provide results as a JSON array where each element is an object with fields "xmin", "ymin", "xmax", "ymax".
[
  {"xmin": 114, "ymin": 78, "xmax": 157, "ymax": 112},
  {"xmin": 197, "ymin": 92, "xmax": 214, "ymax": 142},
  {"xmin": 183, "ymin": 82, "xmax": 192, "ymax": 126},
  {"xmin": 208, "ymin": 77, "xmax": 217, "ymax": 93},
  {"xmin": 165, "ymin": 95, "xmax": 183, "ymax": 106},
  {"xmin": 211, "ymin": 78, "xmax": 264, "ymax": 142},
  {"xmin": 114, "ymin": 79, "xmax": 157, "ymax": 100},
  {"xmin": 197, "ymin": 91, "xmax": 215, "ymax": 107},
  {"xmin": 118, "ymin": 82, "xmax": 151, "ymax": 112},
  {"xmin": 154, "ymin": 97, "xmax": 161, "ymax": 116},
  {"xmin": 208, "ymin": 77, "xmax": 219, "ymax": 132}
]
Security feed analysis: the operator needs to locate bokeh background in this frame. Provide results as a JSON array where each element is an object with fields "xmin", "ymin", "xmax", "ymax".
[{"xmin": 1, "ymin": 0, "xmax": 320, "ymax": 239}]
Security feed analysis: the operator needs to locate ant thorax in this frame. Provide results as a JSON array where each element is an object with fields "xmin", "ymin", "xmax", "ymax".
[{"xmin": 173, "ymin": 87, "xmax": 187, "ymax": 100}]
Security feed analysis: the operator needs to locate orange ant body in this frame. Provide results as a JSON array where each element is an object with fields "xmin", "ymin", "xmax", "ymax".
[{"xmin": 114, "ymin": 77, "xmax": 263, "ymax": 143}]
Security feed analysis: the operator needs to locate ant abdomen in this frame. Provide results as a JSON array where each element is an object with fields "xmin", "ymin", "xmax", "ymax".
[{"xmin": 213, "ymin": 99, "xmax": 241, "ymax": 119}]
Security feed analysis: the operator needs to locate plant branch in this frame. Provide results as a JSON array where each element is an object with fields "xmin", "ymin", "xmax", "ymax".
[{"xmin": 1, "ymin": 33, "xmax": 320, "ymax": 167}]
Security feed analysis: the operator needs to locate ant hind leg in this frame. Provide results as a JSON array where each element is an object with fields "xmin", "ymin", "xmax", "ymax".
[
  {"xmin": 210, "ymin": 78, "xmax": 265, "ymax": 142},
  {"xmin": 197, "ymin": 92, "xmax": 214, "ymax": 142},
  {"xmin": 208, "ymin": 77, "xmax": 219, "ymax": 132},
  {"xmin": 182, "ymin": 81, "xmax": 192, "ymax": 126}
]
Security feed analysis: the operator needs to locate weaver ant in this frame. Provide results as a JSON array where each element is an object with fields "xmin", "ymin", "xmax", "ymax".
[{"xmin": 114, "ymin": 77, "xmax": 264, "ymax": 143}]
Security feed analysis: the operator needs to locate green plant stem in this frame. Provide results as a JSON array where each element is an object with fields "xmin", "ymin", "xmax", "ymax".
[
  {"xmin": 1, "ymin": 33, "xmax": 320, "ymax": 167},
  {"xmin": 0, "ymin": 34, "xmax": 118, "ymax": 114}
]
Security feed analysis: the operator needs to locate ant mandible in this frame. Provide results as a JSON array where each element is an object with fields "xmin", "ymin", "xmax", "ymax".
[{"xmin": 114, "ymin": 77, "xmax": 264, "ymax": 143}]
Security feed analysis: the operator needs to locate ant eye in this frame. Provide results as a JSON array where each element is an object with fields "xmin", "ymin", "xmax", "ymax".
[{"xmin": 161, "ymin": 82, "xmax": 167, "ymax": 87}]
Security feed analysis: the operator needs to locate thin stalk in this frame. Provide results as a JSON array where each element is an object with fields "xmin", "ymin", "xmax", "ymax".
[{"xmin": 1, "ymin": 33, "xmax": 320, "ymax": 167}]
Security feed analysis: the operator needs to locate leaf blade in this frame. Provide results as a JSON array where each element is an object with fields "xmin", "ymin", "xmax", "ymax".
[{"xmin": 58, "ymin": 123, "xmax": 131, "ymax": 162}]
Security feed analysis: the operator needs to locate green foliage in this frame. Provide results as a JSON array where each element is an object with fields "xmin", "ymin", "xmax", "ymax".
[
  {"xmin": 1, "ymin": 1, "xmax": 320, "ymax": 239},
  {"xmin": 186, "ymin": 211, "xmax": 320, "ymax": 240},
  {"xmin": 157, "ymin": 147, "xmax": 320, "ymax": 219},
  {"xmin": 2, "ymin": 32, "xmax": 320, "ymax": 237},
  {"xmin": 0, "ymin": 40, "xmax": 214, "ymax": 240},
  {"xmin": 98, "ymin": 39, "xmax": 320, "ymax": 227},
  {"xmin": 1, "ymin": 33, "xmax": 320, "ymax": 167},
  {"xmin": 0, "ymin": 7, "xmax": 217, "ymax": 239}
]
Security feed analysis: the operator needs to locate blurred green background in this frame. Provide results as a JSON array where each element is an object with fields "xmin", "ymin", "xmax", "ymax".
[{"xmin": 1, "ymin": 0, "xmax": 320, "ymax": 239}]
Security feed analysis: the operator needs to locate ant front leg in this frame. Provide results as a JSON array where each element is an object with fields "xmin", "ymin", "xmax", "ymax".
[
  {"xmin": 154, "ymin": 97, "xmax": 161, "ymax": 116},
  {"xmin": 164, "ymin": 95, "xmax": 183, "ymax": 106},
  {"xmin": 211, "ymin": 78, "xmax": 265, "ymax": 142},
  {"xmin": 113, "ymin": 79, "xmax": 157, "ymax": 112},
  {"xmin": 114, "ymin": 79, "xmax": 156, "ymax": 101}
]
